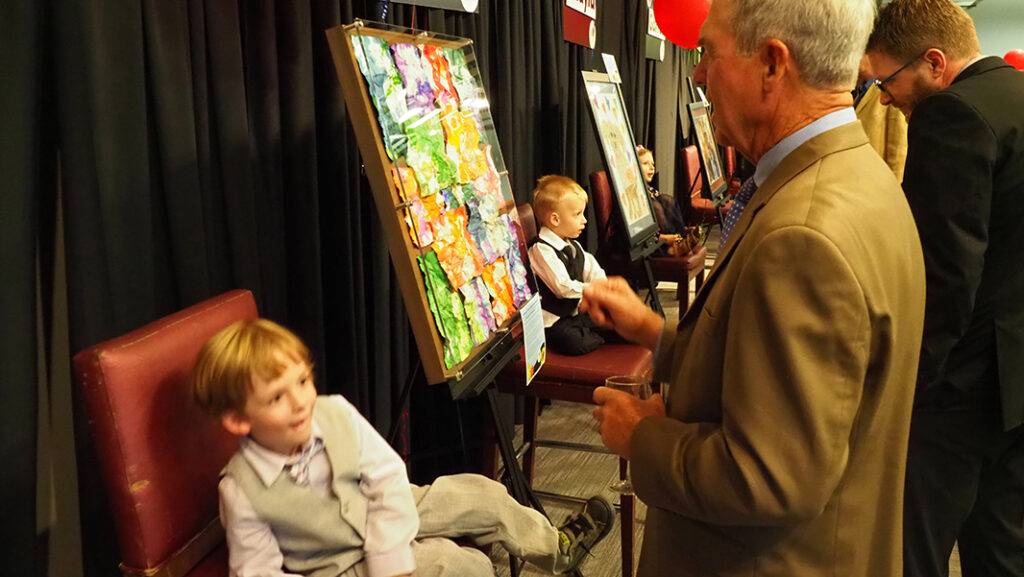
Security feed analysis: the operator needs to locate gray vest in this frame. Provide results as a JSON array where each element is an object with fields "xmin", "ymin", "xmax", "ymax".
[{"xmin": 223, "ymin": 398, "xmax": 369, "ymax": 577}]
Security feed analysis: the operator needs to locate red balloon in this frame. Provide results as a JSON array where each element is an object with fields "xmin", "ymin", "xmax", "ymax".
[
  {"xmin": 1005, "ymin": 49, "xmax": 1024, "ymax": 71},
  {"xmin": 653, "ymin": 0, "xmax": 710, "ymax": 50}
]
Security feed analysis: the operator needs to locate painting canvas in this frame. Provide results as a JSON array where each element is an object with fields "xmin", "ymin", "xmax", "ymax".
[
  {"xmin": 326, "ymin": 20, "xmax": 532, "ymax": 392},
  {"xmin": 582, "ymin": 71, "xmax": 659, "ymax": 251},
  {"xmin": 688, "ymin": 101, "xmax": 728, "ymax": 204}
]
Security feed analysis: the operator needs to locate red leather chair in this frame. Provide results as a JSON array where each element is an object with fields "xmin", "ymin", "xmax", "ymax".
[
  {"xmin": 681, "ymin": 144, "xmax": 732, "ymax": 227},
  {"xmin": 589, "ymin": 170, "xmax": 706, "ymax": 312},
  {"xmin": 74, "ymin": 290, "xmax": 258, "ymax": 577},
  {"xmin": 493, "ymin": 204, "xmax": 654, "ymax": 577},
  {"xmin": 723, "ymin": 145, "xmax": 743, "ymax": 197}
]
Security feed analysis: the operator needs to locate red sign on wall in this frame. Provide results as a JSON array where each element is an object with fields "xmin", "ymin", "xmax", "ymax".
[{"xmin": 564, "ymin": 0, "xmax": 597, "ymax": 49}]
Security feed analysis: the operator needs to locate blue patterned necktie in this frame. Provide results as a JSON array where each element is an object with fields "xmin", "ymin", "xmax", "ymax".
[
  {"xmin": 720, "ymin": 177, "xmax": 758, "ymax": 249},
  {"xmin": 287, "ymin": 438, "xmax": 324, "ymax": 486}
]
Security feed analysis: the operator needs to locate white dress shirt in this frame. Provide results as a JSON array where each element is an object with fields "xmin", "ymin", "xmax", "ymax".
[
  {"xmin": 527, "ymin": 226, "xmax": 607, "ymax": 327},
  {"xmin": 219, "ymin": 395, "xmax": 417, "ymax": 577}
]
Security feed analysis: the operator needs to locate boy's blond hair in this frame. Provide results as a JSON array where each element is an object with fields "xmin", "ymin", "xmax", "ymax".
[
  {"xmin": 192, "ymin": 319, "xmax": 310, "ymax": 416},
  {"xmin": 532, "ymin": 175, "xmax": 588, "ymax": 226}
]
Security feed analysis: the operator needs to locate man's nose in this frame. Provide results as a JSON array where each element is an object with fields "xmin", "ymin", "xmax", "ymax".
[{"xmin": 693, "ymin": 60, "xmax": 706, "ymax": 85}]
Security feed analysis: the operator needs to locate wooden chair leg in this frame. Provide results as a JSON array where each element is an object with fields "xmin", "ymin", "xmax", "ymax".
[{"xmin": 620, "ymin": 457, "xmax": 635, "ymax": 577}]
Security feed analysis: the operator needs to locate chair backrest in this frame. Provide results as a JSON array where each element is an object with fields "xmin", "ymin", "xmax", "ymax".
[
  {"xmin": 73, "ymin": 289, "xmax": 258, "ymax": 576},
  {"xmin": 723, "ymin": 145, "xmax": 736, "ymax": 181},
  {"xmin": 588, "ymin": 170, "xmax": 618, "ymax": 247},
  {"xmin": 517, "ymin": 202, "xmax": 538, "ymax": 245},
  {"xmin": 680, "ymin": 145, "xmax": 706, "ymax": 201}
]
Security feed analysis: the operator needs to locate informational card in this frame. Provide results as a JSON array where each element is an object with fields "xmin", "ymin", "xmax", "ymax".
[
  {"xmin": 520, "ymin": 294, "xmax": 546, "ymax": 385},
  {"xmin": 602, "ymin": 53, "xmax": 621, "ymax": 83}
]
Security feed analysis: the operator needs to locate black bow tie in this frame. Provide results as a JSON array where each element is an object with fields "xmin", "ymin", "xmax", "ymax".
[{"xmin": 559, "ymin": 243, "xmax": 574, "ymax": 260}]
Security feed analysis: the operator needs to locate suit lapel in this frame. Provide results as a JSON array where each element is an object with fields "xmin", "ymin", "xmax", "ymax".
[{"xmin": 680, "ymin": 122, "xmax": 871, "ymax": 326}]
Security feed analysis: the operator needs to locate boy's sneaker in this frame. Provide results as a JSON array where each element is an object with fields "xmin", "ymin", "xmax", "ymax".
[{"xmin": 557, "ymin": 495, "xmax": 614, "ymax": 573}]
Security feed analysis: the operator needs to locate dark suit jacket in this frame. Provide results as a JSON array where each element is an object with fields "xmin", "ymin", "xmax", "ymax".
[
  {"xmin": 903, "ymin": 57, "xmax": 1024, "ymax": 429},
  {"xmin": 631, "ymin": 122, "xmax": 925, "ymax": 576}
]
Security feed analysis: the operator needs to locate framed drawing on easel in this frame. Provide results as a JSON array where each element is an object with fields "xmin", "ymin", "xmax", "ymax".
[
  {"xmin": 325, "ymin": 21, "xmax": 534, "ymax": 398},
  {"xmin": 581, "ymin": 71, "xmax": 661, "ymax": 260},
  {"xmin": 688, "ymin": 100, "xmax": 728, "ymax": 206}
]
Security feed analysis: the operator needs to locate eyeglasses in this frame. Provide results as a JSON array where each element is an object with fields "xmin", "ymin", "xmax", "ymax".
[{"xmin": 874, "ymin": 51, "xmax": 927, "ymax": 95}]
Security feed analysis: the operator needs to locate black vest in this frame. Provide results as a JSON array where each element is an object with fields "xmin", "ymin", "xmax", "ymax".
[{"xmin": 530, "ymin": 237, "xmax": 585, "ymax": 319}]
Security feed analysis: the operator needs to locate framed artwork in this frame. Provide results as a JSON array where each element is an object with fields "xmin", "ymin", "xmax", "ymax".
[
  {"xmin": 581, "ymin": 71, "xmax": 660, "ymax": 259},
  {"xmin": 326, "ymin": 21, "xmax": 532, "ymax": 397},
  {"xmin": 688, "ymin": 101, "xmax": 728, "ymax": 205}
]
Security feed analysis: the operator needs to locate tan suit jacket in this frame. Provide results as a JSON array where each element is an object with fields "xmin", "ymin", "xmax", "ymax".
[
  {"xmin": 855, "ymin": 84, "xmax": 908, "ymax": 182},
  {"xmin": 631, "ymin": 122, "xmax": 925, "ymax": 576}
]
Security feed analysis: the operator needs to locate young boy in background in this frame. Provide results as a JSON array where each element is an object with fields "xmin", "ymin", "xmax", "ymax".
[
  {"xmin": 192, "ymin": 318, "xmax": 612, "ymax": 577},
  {"xmin": 528, "ymin": 175, "xmax": 618, "ymax": 356}
]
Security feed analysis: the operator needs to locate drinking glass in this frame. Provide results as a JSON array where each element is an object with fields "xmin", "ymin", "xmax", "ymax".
[{"xmin": 605, "ymin": 375, "xmax": 652, "ymax": 494}]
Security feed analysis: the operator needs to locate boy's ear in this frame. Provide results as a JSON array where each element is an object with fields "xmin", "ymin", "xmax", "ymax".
[
  {"xmin": 547, "ymin": 211, "xmax": 561, "ymax": 228},
  {"xmin": 221, "ymin": 410, "xmax": 252, "ymax": 436}
]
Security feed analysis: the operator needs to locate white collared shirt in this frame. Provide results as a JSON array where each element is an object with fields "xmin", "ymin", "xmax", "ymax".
[
  {"xmin": 219, "ymin": 395, "xmax": 417, "ymax": 577},
  {"xmin": 527, "ymin": 226, "xmax": 607, "ymax": 327},
  {"xmin": 752, "ymin": 108, "xmax": 858, "ymax": 188}
]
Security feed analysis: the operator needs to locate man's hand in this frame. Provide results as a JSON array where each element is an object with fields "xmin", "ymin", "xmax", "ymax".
[
  {"xmin": 580, "ymin": 277, "xmax": 664, "ymax": 349},
  {"xmin": 592, "ymin": 388, "xmax": 666, "ymax": 459}
]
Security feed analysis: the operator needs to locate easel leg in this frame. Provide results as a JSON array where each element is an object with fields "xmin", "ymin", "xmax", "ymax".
[
  {"xmin": 486, "ymin": 387, "xmax": 548, "ymax": 514},
  {"xmin": 641, "ymin": 257, "xmax": 664, "ymax": 316}
]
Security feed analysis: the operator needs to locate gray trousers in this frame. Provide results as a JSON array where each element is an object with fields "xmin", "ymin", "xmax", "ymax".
[{"xmin": 342, "ymin": 473, "xmax": 568, "ymax": 577}]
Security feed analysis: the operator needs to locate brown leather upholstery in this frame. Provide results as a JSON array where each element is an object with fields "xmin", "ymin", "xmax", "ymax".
[
  {"xmin": 502, "ymin": 344, "xmax": 653, "ymax": 402},
  {"xmin": 518, "ymin": 202, "xmax": 539, "ymax": 244},
  {"xmin": 589, "ymin": 170, "xmax": 706, "ymax": 310},
  {"xmin": 723, "ymin": 146, "xmax": 742, "ymax": 197},
  {"xmin": 74, "ymin": 290, "xmax": 258, "ymax": 577},
  {"xmin": 681, "ymin": 145, "xmax": 732, "ymax": 226}
]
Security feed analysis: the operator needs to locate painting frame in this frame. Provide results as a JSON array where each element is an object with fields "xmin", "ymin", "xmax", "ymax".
[
  {"xmin": 581, "ymin": 71, "xmax": 661, "ymax": 260},
  {"xmin": 688, "ymin": 101, "xmax": 728, "ymax": 205},
  {"xmin": 325, "ymin": 20, "xmax": 529, "ymax": 397}
]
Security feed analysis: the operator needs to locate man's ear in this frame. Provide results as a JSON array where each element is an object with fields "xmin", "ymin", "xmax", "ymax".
[
  {"xmin": 922, "ymin": 48, "xmax": 948, "ymax": 80},
  {"xmin": 761, "ymin": 39, "xmax": 791, "ymax": 90},
  {"xmin": 221, "ymin": 410, "xmax": 252, "ymax": 436}
]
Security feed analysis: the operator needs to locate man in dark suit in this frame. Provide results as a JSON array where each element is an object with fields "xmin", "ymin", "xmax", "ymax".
[{"xmin": 867, "ymin": 1, "xmax": 1024, "ymax": 576}]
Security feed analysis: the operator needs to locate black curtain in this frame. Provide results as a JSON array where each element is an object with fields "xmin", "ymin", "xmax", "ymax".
[
  {"xmin": 1, "ymin": 1, "xmax": 47, "ymax": 573},
  {"xmin": 3, "ymin": 1, "xmax": 684, "ymax": 574}
]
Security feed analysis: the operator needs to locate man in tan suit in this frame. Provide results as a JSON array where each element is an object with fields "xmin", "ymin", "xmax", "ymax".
[{"xmin": 581, "ymin": 0, "xmax": 926, "ymax": 575}]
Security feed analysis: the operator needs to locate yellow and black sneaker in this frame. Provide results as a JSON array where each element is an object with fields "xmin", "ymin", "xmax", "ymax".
[{"xmin": 557, "ymin": 496, "xmax": 614, "ymax": 573}]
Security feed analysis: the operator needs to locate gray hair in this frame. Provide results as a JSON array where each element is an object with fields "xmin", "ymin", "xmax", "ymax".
[{"xmin": 731, "ymin": 0, "xmax": 877, "ymax": 90}]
